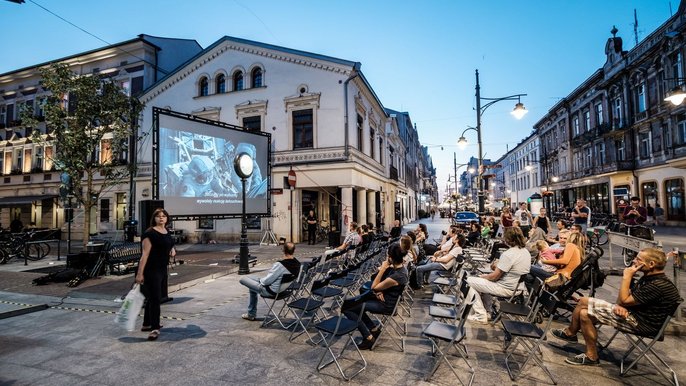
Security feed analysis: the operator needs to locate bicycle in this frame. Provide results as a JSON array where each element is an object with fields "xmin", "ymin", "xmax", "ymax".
[
  {"xmin": 605, "ymin": 222, "xmax": 655, "ymax": 267},
  {"xmin": 316, "ymin": 220, "xmax": 330, "ymax": 243},
  {"xmin": 0, "ymin": 231, "xmax": 50, "ymax": 264}
]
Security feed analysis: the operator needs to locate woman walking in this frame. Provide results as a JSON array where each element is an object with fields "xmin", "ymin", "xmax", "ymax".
[{"xmin": 135, "ymin": 208, "xmax": 176, "ymax": 341}]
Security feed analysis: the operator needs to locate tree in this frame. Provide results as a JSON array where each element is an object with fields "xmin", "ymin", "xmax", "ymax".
[{"xmin": 21, "ymin": 63, "xmax": 144, "ymax": 245}]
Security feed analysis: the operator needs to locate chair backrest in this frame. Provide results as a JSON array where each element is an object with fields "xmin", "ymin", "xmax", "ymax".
[
  {"xmin": 527, "ymin": 277, "xmax": 545, "ymax": 306},
  {"xmin": 537, "ymin": 290, "xmax": 559, "ymax": 316}
]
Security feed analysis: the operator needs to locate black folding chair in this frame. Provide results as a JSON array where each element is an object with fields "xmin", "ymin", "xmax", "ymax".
[
  {"xmin": 598, "ymin": 302, "xmax": 682, "ymax": 386},
  {"xmin": 369, "ymin": 285, "xmax": 407, "ymax": 352},
  {"xmin": 492, "ymin": 277, "xmax": 544, "ymax": 325},
  {"xmin": 501, "ymin": 290, "xmax": 559, "ymax": 384},
  {"xmin": 422, "ymin": 291, "xmax": 476, "ymax": 385},
  {"xmin": 314, "ymin": 306, "xmax": 367, "ymax": 381},
  {"xmin": 260, "ymin": 270, "xmax": 299, "ymax": 329}
]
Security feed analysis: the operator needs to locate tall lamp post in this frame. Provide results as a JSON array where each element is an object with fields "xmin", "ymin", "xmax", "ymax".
[
  {"xmin": 234, "ymin": 152, "xmax": 254, "ymax": 275},
  {"xmin": 458, "ymin": 69, "xmax": 527, "ymax": 214}
]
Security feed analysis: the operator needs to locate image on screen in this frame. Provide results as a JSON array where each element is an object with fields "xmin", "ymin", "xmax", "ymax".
[{"xmin": 154, "ymin": 109, "xmax": 271, "ymax": 217}]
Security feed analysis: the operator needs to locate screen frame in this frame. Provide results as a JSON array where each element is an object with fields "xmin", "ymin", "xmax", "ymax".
[{"xmin": 152, "ymin": 107, "xmax": 272, "ymax": 220}]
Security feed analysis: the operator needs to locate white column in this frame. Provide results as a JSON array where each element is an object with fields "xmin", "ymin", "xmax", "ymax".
[
  {"xmin": 367, "ymin": 190, "xmax": 376, "ymax": 226},
  {"xmin": 341, "ymin": 186, "xmax": 353, "ymax": 237},
  {"xmin": 357, "ymin": 188, "xmax": 367, "ymax": 226}
]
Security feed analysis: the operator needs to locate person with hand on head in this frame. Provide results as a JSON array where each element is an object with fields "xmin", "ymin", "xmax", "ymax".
[
  {"xmin": 342, "ymin": 242, "xmax": 408, "ymax": 350},
  {"xmin": 551, "ymin": 248, "xmax": 682, "ymax": 366},
  {"xmin": 135, "ymin": 208, "xmax": 176, "ymax": 341},
  {"xmin": 514, "ymin": 202, "xmax": 533, "ymax": 237},
  {"xmin": 571, "ymin": 199, "xmax": 590, "ymax": 234}
]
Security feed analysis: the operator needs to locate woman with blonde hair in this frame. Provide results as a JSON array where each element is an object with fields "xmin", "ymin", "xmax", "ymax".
[{"xmin": 536, "ymin": 231, "xmax": 585, "ymax": 286}]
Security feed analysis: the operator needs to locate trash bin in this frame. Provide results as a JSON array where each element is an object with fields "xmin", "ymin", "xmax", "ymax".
[{"xmin": 328, "ymin": 231, "xmax": 341, "ymax": 248}]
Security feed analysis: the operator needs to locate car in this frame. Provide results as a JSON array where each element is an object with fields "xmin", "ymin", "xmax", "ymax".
[{"xmin": 453, "ymin": 211, "xmax": 480, "ymax": 226}]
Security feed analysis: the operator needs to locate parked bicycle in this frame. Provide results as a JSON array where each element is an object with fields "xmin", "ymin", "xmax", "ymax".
[
  {"xmin": 0, "ymin": 230, "xmax": 51, "ymax": 264},
  {"xmin": 316, "ymin": 220, "xmax": 330, "ymax": 243}
]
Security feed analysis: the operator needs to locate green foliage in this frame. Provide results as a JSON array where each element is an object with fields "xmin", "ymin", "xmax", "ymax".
[{"xmin": 20, "ymin": 63, "xmax": 144, "ymax": 242}]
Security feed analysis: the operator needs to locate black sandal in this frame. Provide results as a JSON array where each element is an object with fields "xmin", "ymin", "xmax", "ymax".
[{"xmin": 147, "ymin": 330, "xmax": 160, "ymax": 341}]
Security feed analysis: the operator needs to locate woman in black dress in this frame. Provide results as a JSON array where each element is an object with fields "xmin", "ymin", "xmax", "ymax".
[{"xmin": 135, "ymin": 208, "xmax": 176, "ymax": 340}]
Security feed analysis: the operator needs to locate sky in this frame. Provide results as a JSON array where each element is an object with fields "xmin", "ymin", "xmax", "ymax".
[{"xmin": 0, "ymin": 0, "xmax": 674, "ymax": 199}]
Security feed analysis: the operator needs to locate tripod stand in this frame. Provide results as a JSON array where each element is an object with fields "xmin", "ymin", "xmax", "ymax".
[{"xmin": 260, "ymin": 217, "xmax": 279, "ymax": 246}]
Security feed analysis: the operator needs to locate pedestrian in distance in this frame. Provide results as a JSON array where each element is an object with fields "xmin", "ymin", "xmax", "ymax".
[
  {"xmin": 623, "ymin": 196, "xmax": 647, "ymax": 226},
  {"xmin": 514, "ymin": 202, "xmax": 533, "ymax": 237},
  {"xmin": 571, "ymin": 199, "xmax": 590, "ymax": 234},
  {"xmin": 654, "ymin": 203, "xmax": 665, "ymax": 226},
  {"xmin": 135, "ymin": 208, "xmax": 176, "ymax": 341},
  {"xmin": 533, "ymin": 207, "xmax": 552, "ymax": 235},
  {"xmin": 306, "ymin": 210, "xmax": 317, "ymax": 245}
]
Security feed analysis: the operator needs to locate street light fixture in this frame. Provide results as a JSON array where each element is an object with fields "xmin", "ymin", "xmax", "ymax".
[
  {"xmin": 459, "ymin": 69, "xmax": 527, "ymax": 214},
  {"xmin": 663, "ymin": 77, "xmax": 686, "ymax": 105},
  {"xmin": 234, "ymin": 152, "xmax": 254, "ymax": 275}
]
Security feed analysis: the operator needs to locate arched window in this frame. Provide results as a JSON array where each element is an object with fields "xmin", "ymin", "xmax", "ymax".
[
  {"xmin": 199, "ymin": 77, "xmax": 209, "ymax": 96},
  {"xmin": 233, "ymin": 71, "xmax": 244, "ymax": 91},
  {"xmin": 216, "ymin": 74, "xmax": 226, "ymax": 94},
  {"xmin": 251, "ymin": 67, "xmax": 263, "ymax": 88}
]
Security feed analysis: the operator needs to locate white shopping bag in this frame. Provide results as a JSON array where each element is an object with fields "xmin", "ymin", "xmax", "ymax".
[{"xmin": 114, "ymin": 283, "xmax": 145, "ymax": 331}]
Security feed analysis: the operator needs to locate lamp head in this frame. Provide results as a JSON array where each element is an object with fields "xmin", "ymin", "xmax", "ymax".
[
  {"xmin": 552, "ymin": 176, "xmax": 560, "ymax": 182},
  {"xmin": 664, "ymin": 85, "xmax": 686, "ymax": 106},
  {"xmin": 468, "ymin": 167, "xmax": 475, "ymax": 174},
  {"xmin": 457, "ymin": 136, "xmax": 468, "ymax": 149},
  {"xmin": 525, "ymin": 164, "xmax": 533, "ymax": 171},
  {"xmin": 233, "ymin": 152, "xmax": 254, "ymax": 179},
  {"xmin": 511, "ymin": 102, "xmax": 528, "ymax": 119}
]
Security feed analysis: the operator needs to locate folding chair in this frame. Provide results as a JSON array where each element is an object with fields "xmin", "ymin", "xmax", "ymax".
[
  {"xmin": 422, "ymin": 291, "xmax": 476, "ymax": 385},
  {"xmin": 430, "ymin": 276, "xmax": 470, "ymax": 322},
  {"xmin": 492, "ymin": 277, "xmax": 544, "ymax": 325},
  {"xmin": 260, "ymin": 270, "xmax": 299, "ymax": 329},
  {"xmin": 432, "ymin": 271, "xmax": 467, "ymax": 308},
  {"xmin": 285, "ymin": 263, "xmax": 327, "ymax": 343},
  {"xmin": 314, "ymin": 306, "xmax": 367, "ymax": 381},
  {"xmin": 599, "ymin": 302, "xmax": 682, "ymax": 386},
  {"xmin": 501, "ymin": 290, "xmax": 559, "ymax": 384},
  {"xmin": 369, "ymin": 285, "xmax": 407, "ymax": 352}
]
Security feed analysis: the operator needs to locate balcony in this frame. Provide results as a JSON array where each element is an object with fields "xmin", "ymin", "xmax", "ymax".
[
  {"xmin": 390, "ymin": 165, "xmax": 399, "ymax": 181},
  {"xmin": 594, "ymin": 160, "xmax": 635, "ymax": 174}
]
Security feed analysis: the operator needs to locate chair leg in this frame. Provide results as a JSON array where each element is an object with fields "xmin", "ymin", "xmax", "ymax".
[{"xmin": 316, "ymin": 331, "xmax": 367, "ymax": 381}]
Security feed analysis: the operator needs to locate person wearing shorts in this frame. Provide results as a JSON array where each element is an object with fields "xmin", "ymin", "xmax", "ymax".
[{"xmin": 550, "ymin": 248, "xmax": 681, "ymax": 366}]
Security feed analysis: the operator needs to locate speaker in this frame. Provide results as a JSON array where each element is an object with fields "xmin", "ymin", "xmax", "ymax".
[{"xmin": 139, "ymin": 199, "xmax": 164, "ymax": 235}]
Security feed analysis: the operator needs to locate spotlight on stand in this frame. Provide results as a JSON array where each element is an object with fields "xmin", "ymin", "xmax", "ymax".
[{"xmin": 234, "ymin": 152, "xmax": 254, "ymax": 275}]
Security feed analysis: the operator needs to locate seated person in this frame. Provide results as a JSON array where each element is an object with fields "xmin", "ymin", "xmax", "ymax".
[
  {"xmin": 546, "ymin": 219, "xmax": 568, "ymax": 244},
  {"xmin": 360, "ymin": 224, "xmax": 372, "ymax": 245},
  {"xmin": 548, "ymin": 229, "xmax": 570, "ymax": 249},
  {"xmin": 400, "ymin": 235, "xmax": 417, "ymax": 265},
  {"xmin": 466, "ymin": 222, "xmax": 481, "ymax": 246},
  {"xmin": 420, "ymin": 226, "xmax": 457, "ymax": 265},
  {"xmin": 403, "ymin": 232, "xmax": 419, "ymax": 264},
  {"xmin": 467, "ymin": 228, "xmax": 531, "ymax": 323},
  {"xmin": 325, "ymin": 222, "xmax": 361, "ymax": 257},
  {"xmin": 342, "ymin": 243, "xmax": 408, "ymax": 350},
  {"xmin": 481, "ymin": 219, "xmax": 492, "ymax": 239},
  {"xmin": 389, "ymin": 220, "xmax": 402, "ymax": 238},
  {"xmin": 551, "ymin": 248, "xmax": 682, "ymax": 366},
  {"xmin": 239, "ymin": 242, "xmax": 301, "ymax": 321},
  {"xmin": 530, "ymin": 231, "xmax": 585, "ymax": 284},
  {"xmin": 525, "ymin": 240, "xmax": 563, "ymax": 288},
  {"xmin": 415, "ymin": 234, "xmax": 465, "ymax": 288}
]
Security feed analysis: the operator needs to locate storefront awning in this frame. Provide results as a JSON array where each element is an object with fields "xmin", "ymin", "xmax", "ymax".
[{"xmin": 0, "ymin": 195, "xmax": 58, "ymax": 206}]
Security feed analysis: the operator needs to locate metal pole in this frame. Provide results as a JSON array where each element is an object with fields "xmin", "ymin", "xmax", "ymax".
[
  {"xmin": 453, "ymin": 152, "xmax": 458, "ymax": 216},
  {"xmin": 239, "ymin": 176, "xmax": 250, "ymax": 275},
  {"xmin": 67, "ymin": 196, "xmax": 72, "ymax": 255},
  {"xmin": 475, "ymin": 69, "xmax": 485, "ymax": 214}
]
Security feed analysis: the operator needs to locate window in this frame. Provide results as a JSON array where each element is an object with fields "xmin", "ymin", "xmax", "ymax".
[
  {"xmin": 131, "ymin": 76, "xmax": 144, "ymax": 96},
  {"xmin": 665, "ymin": 178, "xmax": 685, "ymax": 221},
  {"xmin": 613, "ymin": 98, "xmax": 622, "ymax": 127},
  {"xmin": 595, "ymin": 103, "xmax": 603, "ymax": 126},
  {"xmin": 671, "ymin": 51, "xmax": 683, "ymax": 80},
  {"xmin": 242, "ymin": 116, "xmax": 261, "ymax": 132},
  {"xmin": 356, "ymin": 114, "xmax": 363, "ymax": 150},
  {"xmin": 216, "ymin": 74, "xmax": 226, "ymax": 94},
  {"xmin": 100, "ymin": 138, "xmax": 113, "ymax": 164},
  {"xmin": 379, "ymin": 138, "xmax": 383, "ymax": 165},
  {"xmin": 199, "ymin": 77, "xmax": 209, "ymax": 96},
  {"xmin": 678, "ymin": 114, "xmax": 686, "ymax": 145},
  {"xmin": 616, "ymin": 139, "xmax": 625, "ymax": 161},
  {"xmin": 574, "ymin": 151, "xmax": 582, "ymax": 171},
  {"xmin": 33, "ymin": 146, "xmax": 44, "ymax": 170},
  {"xmin": 573, "ymin": 117, "xmax": 580, "ymax": 136},
  {"xmin": 584, "ymin": 111, "xmax": 591, "ymax": 131},
  {"xmin": 584, "ymin": 147, "xmax": 592, "ymax": 168},
  {"xmin": 13, "ymin": 148, "xmax": 23, "ymax": 172},
  {"xmin": 0, "ymin": 105, "xmax": 5, "ymax": 126},
  {"xmin": 639, "ymin": 132, "xmax": 651, "ymax": 158},
  {"xmin": 233, "ymin": 71, "xmax": 244, "ymax": 91},
  {"xmin": 369, "ymin": 128, "xmax": 375, "ymax": 159},
  {"xmin": 100, "ymin": 198, "xmax": 110, "ymax": 222},
  {"xmin": 637, "ymin": 83, "xmax": 646, "ymax": 112},
  {"xmin": 251, "ymin": 67, "xmax": 263, "ymax": 88},
  {"xmin": 641, "ymin": 181, "xmax": 657, "ymax": 210},
  {"xmin": 595, "ymin": 142, "xmax": 606, "ymax": 165},
  {"xmin": 292, "ymin": 109, "xmax": 313, "ymax": 149}
]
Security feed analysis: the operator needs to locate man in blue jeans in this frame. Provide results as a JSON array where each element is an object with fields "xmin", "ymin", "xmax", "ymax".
[{"xmin": 239, "ymin": 242, "xmax": 301, "ymax": 320}]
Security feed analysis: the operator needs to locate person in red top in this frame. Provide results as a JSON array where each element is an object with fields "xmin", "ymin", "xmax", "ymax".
[{"xmin": 623, "ymin": 196, "xmax": 647, "ymax": 226}]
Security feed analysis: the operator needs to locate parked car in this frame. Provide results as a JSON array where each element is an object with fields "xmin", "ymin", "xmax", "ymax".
[{"xmin": 453, "ymin": 211, "xmax": 479, "ymax": 226}]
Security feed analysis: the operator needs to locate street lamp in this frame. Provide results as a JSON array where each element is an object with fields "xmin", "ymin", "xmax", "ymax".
[
  {"xmin": 458, "ymin": 69, "xmax": 527, "ymax": 214},
  {"xmin": 234, "ymin": 152, "xmax": 254, "ymax": 275},
  {"xmin": 663, "ymin": 77, "xmax": 686, "ymax": 105}
]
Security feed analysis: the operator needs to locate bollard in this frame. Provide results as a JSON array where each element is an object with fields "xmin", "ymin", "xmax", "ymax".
[{"xmin": 673, "ymin": 247, "xmax": 683, "ymax": 322}]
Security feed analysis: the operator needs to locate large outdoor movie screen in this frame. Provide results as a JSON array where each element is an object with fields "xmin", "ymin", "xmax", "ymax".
[{"xmin": 154, "ymin": 109, "xmax": 270, "ymax": 217}]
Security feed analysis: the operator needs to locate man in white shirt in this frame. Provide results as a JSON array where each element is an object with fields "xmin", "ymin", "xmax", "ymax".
[
  {"xmin": 467, "ymin": 228, "xmax": 531, "ymax": 323},
  {"xmin": 514, "ymin": 202, "xmax": 533, "ymax": 238}
]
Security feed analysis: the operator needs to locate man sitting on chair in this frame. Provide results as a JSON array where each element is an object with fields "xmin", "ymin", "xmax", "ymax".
[
  {"xmin": 239, "ymin": 242, "xmax": 301, "ymax": 321},
  {"xmin": 551, "ymin": 248, "xmax": 682, "ymax": 366}
]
